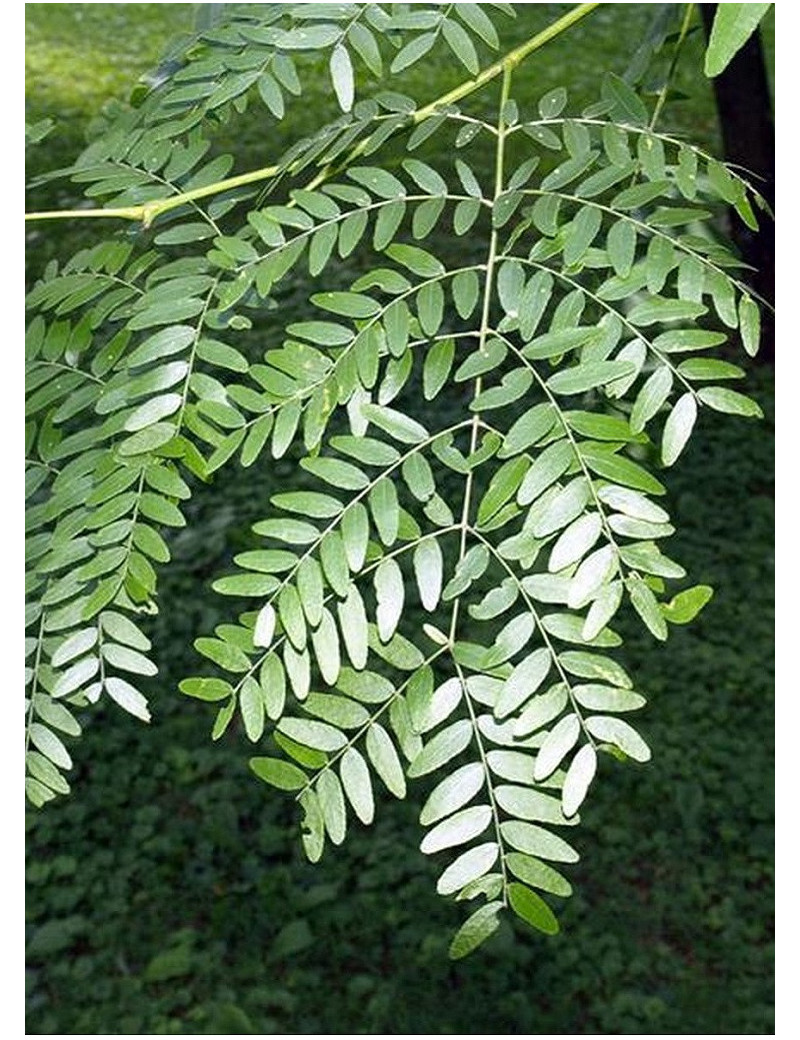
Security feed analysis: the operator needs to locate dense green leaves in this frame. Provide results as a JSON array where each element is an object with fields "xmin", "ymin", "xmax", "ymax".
[{"xmin": 25, "ymin": 0, "xmax": 769, "ymax": 966}]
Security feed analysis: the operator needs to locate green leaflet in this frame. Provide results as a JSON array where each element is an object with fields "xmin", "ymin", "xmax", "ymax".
[
  {"xmin": 105, "ymin": 679, "xmax": 151, "ymax": 722},
  {"xmin": 278, "ymin": 717, "xmax": 346, "ymax": 754},
  {"xmin": 653, "ymin": 329, "xmax": 727, "ymax": 353},
  {"xmin": 469, "ymin": 580, "xmax": 518, "ymax": 621},
  {"xmin": 522, "ymin": 326, "xmax": 598, "ymax": 361},
  {"xmin": 420, "ymin": 804, "xmax": 492, "ymax": 854},
  {"xmin": 626, "ymin": 573, "xmax": 668, "ymax": 641},
  {"xmin": 477, "ymin": 456, "xmax": 529, "ymax": 527},
  {"xmin": 572, "ymin": 684, "xmax": 645, "ymax": 713},
  {"xmin": 277, "ymin": 732, "xmax": 326, "ymax": 772},
  {"xmin": 337, "ymin": 669, "xmax": 393, "ymax": 704},
  {"xmin": 495, "ymin": 648, "xmax": 551, "ymax": 720},
  {"xmin": 279, "ymin": 585, "xmax": 306, "ymax": 651},
  {"xmin": 408, "ymin": 720, "xmax": 473, "ymax": 778},
  {"xmin": 301, "ymin": 456, "xmax": 370, "ymax": 491},
  {"xmin": 619, "ymin": 541, "xmax": 685, "ymax": 579},
  {"xmin": 628, "ymin": 297, "xmax": 707, "ymax": 326},
  {"xmin": 369, "ymin": 478, "xmax": 400, "ymax": 547},
  {"xmin": 560, "ymin": 651, "xmax": 632, "ymax": 689},
  {"xmin": 213, "ymin": 573, "xmax": 279, "ymax": 597},
  {"xmin": 452, "ymin": 270, "xmax": 480, "ymax": 318},
  {"xmin": 417, "ymin": 281, "xmax": 445, "ymax": 337},
  {"xmin": 194, "ymin": 637, "xmax": 251, "ymax": 674},
  {"xmin": 739, "ymin": 295, "xmax": 761, "ymax": 357},
  {"xmin": 419, "ymin": 762, "xmax": 485, "ymax": 826},
  {"xmin": 481, "ymin": 613, "xmax": 535, "ymax": 668},
  {"xmin": 240, "ymin": 676, "xmax": 265, "ymax": 742},
  {"xmin": 704, "ymin": 3, "xmax": 772, "ymax": 77},
  {"xmin": 677, "ymin": 359, "xmax": 745, "ymax": 382},
  {"xmin": 662, "ymin": 392, "xmax": 698, "ymax": 466},
  {"xmin": 547, "ymin": 361, "xmax": 636, "ymax": 396},
  {"xmin": 33, "ymin": 695, "xmax": 81, "ymax": 736},
  {"xmin": 596, "ymin": 486, "xmax": 668, "ymax": 524},
  {"xmin": 533, "ymin": 715, "xmax": 580, "ymax": 781},
  {"xmin": 312, "ymin": 291, "xmax": 381, "ymax": 320},
  {"xmin": 388, "ymin": 696, "xmax": 422, "ymax": 759},
  {"xmin": 126, "ymin": 325, "xmax": 195, "ymax": 368},
  {"xmin": 579, "ymin": 447, "xmax": 666, "ymax": 496},
  {"xmin": 299, "ymin": 789, "xmax": 325, "ymax": 864},
  {"xmin": 375, "ymin": 557, "xmax": 404, "ymax": 643},
  {"xmin": 101, "ymin": 643, "xmax": 158, "ymax": 676},
  {"xmin": 517, "ymin": 441, "xmax": 573, "ymax": 506},
  {"xmin": 337, "ymin": 585, "xmax": 369, "ymax": 670},
  {"xmin": 124, "ymin": 394, "xmax": 181, "ymax": 432},
  {"xmin": 602, "ymin": 71, "xmax": 648, "ymax": 125},
  {"xmin": 329, "ymin": 45, "xmax": 354, "ymax": 113},
  {"xmin": 495, "ymin": 785, "xmax": 570, "ymax": 826},
  {"xmin": 506, "ymin": 854, "xmax": 572, "ymax": 897},
  {"xmin": 362, "ymin": 404, "xmax": 428, "ymax": 444},
  {"xmin": 630, "ymin": 366, "xmax": 672, "ymax": 434},
  {"xmin": 340, "ymin": 747, "xmax": 374, "ymax": 825},
  {"xmin": 29, "ymin": 723, "xmax": 72, "ymax": 770},
  {"xmin": 390, "ymin": 32, "xmax": 437, "ymax": 74},
  {"xmin": 437, "ymin": 843, "xmax": 499, "ymax": 897},
  {"xmin": 306, "ymin": 692, "xmax": 368, "ymax": 730},
  {"xmin": 661, "ymin": 585, "xmax": 714, "ymax": 625},
  {"xmin": 385, "ymin": 243, "xmax": 444, "ymax": 277},
  {"xmin": 51, "ymin": 627, "xmax": 98, "ymax": 667},
  {"xmin": 499, "ymin": 403, "xmax": 557, "ymax": 459},
  {"xmin": 365, "ymin": 723, "xmax": 406, "ymax": 799},
  {"xmin": 698, "ymin": 386, "xmax": 763, "ymax": 419},
  {"xmin": 564, "ymin": 206, "xmax": 602, "ymax": 267},
  {"xmin": 582, "ymin": 581, "xmax": 623, "ymax": 641},
  {"xmin": 411, "ymin": 676, "xmax": 462, "ymax": 735},
  {"xmin": 341, "ymin": 504, "xmax": 370, "ymax": 572},
  {"xmin": 448, "ymin": 902, "xmax": 503, "ymax": 960},
  {"xmin": 585, "ymin": 715, "xmax": 651, "ymax": 762},
  {"xmin": 508, "ymin": 882, "xmax": 560, "ymax": 935},
  {"xmin": 500, "ymin": 821, "xmax": 579, "ymax": 863},
  {"xmin": 260, "ymin": 654, "xmax": 286, "ymax": 721},
  {"xmin": 561, "ymin": 745, "xmax": 597, "ymax": 817},
  {"xmin": 179, "ymin": 677, "xmax": 234, "ymax": 703},
  {"xmin": 280, "ymin": 644, "xmax": 307, "ymax": 703},
  {"xmin": 548, "ymin": 513, "xmax": 602, "ymax": 573},
  {"xmin": 26, "ymin": 752, "xmax": 70, "ymax": 797},
  {"xmin": 250, "ymin": 757, "xmax": 308, "ymax": 791},
  {"xmin": 320, "ymin": 531, "xmax": 350, "ymax": 597},
  {"xmin": 423, "ymin": 339, "xmax": 455, "ymax": 400},
  {"xmin": 317, "ymin": 769, "xmax": 347, "ymax": 844},
  {"xmin": 253, "ymin": 518, "xmax": 318, "ymax": 545},
  {"xmin": 540, "ymin": 151, "xmax": 598, "ymax": 192},
  {"xmin": 368, "ymin": 627, "xmax": 424, "ymax": 672},
  {"xmin": 530, "ymin": 478, "xmax": 591, "ymax": 540},
  {"xmin": 413, "ymin": 537, "xmax": 444, "ymax": 612}
]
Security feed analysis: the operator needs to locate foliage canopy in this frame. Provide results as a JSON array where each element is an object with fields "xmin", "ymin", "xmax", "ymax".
[{"xmin": 25, "ymin": 2, "xmax": 772, "ymax": 958}]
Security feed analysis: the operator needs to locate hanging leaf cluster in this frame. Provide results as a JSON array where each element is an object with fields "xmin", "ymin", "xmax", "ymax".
[{"xmin": 25, "ymin": 2, "xmax": 769, "ymax": 957}]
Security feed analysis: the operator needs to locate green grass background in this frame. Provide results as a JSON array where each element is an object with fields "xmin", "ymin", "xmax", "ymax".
[{"xmin": 26, "ymin": 5, "xmax": 774, "ymax": 1034}]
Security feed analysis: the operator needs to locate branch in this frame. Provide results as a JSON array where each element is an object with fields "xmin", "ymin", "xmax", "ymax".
[{"xmin": 24, "ymin": 2, "xmax": 599, "ymax": 227}]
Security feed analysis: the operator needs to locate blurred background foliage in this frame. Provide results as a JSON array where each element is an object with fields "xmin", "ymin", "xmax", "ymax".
[{"xmin": 25, "ymin": 4, "xmax": 773, "ymax": 1033}]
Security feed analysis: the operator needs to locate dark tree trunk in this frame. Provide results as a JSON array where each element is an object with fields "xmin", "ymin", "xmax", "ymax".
[{"xmin": 700, "ymin": 4, "xmax": 775, "ymax": 362}]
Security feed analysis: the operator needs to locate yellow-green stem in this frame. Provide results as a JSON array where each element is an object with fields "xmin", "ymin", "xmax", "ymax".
[
  {"xmin": 447, "ymin": 62, "xmax": 512, "ymax": 645},
  {"xmin": 649, "ymin": 3, "xmax": 696, "ymax": 130},
  {"xmin": 413, "ymin": 2, "xmax": 598, "ymax": 123}
]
